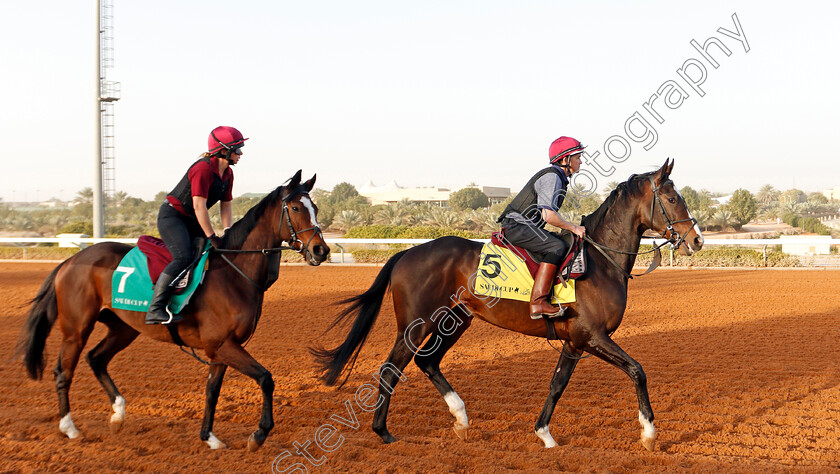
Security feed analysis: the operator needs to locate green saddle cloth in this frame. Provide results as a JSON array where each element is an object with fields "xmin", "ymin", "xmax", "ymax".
[{"xmin": 111, "ymin": 243, "xmax": 211, "ymax": 313}]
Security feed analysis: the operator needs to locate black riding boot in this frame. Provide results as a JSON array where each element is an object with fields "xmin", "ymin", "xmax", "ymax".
[{"xmin": 144, "ymin": 272, "xmax": 183, "ymax": 325}]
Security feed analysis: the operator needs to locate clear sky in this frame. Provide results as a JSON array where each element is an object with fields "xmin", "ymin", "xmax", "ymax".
[{"xmin": 2, "ymin": 1, "xmax": 838, "ymax": 202}]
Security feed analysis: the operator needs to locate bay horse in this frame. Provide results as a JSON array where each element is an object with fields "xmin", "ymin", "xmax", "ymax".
[
  {"xmin": 17, "ymin": 170, "xmax": 328, "ymax": 452},
  {"xmin": 313, "ymin": 160, "xmax": 703, "ymax": 450}
]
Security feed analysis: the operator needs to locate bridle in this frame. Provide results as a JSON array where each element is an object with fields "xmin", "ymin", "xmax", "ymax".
[
  {"xmin": 279, "ymin": 197, "xmax": 322, "ymax": 258},
  {"xmin": 214, "ymin": 194, "xmax": 324, "ymax": 291},
  {"xmin": 584, "ymin": 175, "xmax": 696, "ymax": 279},
  {"xmin": 648, "ymin": 176, "xmax": 696, "ymax": 249}
]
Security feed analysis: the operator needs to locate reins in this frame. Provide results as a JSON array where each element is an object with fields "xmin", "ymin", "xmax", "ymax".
[
  {"xmin": 213, "ymin": 198, "xmax": 323, "ymax": 291},
  {"xmin": 174, "ymin": 194, "xmax": 323, "ymax": 365},
  {"xmin": 582, "ymin": 175, "xmax": 696, "ymax": 280}
]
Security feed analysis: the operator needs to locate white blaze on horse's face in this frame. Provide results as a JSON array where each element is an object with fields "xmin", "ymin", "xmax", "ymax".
[
  {"xmin": 675, "ymin": 189, "xmax": 704, "ymax": 255},
  {"xmin": 301, "ymin": 196, "xmax": 319, "ymax": 229}
]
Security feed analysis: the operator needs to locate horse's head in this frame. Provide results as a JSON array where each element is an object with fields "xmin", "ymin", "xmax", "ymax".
[
  {"xmin": 642, "ymin": 159, "xmax": 704, "ymax": 256},
  {"xmin": 280, "ymin": 170, "xmax": 330, "ymax": 265}
]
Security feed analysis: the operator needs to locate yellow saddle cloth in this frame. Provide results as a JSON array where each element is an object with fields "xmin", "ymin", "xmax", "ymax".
[{"xmin": 472, "ymin": 242, "xmax": 575, "ymax": 303}]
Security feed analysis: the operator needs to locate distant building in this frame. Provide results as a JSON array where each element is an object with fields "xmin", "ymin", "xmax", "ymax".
[
  {"xmin": 822, "ymin": 187, "xmax": 840, "ymax": 200},
  {"xmin": 359, "ymin": 180, "xmax": 451, "ymax": 206},
  {"xmin": 780, "ymin": 235, "xmax": 831, "ymax": 255},
  {"xmin": 710, "ymin": 194, "xmax": 732, "ymax": 208},
  {"xmin": 358, "ymin": 181, "xmax": 511, "ymax": 207}
]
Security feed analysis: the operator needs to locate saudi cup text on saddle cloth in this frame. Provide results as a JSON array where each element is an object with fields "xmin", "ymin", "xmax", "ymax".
[
  {"xmin": 110, "ymin": 246, "xmax": 211, "ymax": 313},
  {"xmin": 473, "ymin": 243, "xmax": 575, "ymax": 304}
]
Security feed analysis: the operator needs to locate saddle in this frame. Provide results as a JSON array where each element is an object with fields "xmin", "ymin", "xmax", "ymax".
[
  {"xmin": 136, "ymin": 235, "xmax": 206, "ymax": 292},
  {"xmin": 491, "ymin": 229, "xmax": 586, "ymax": 284}
]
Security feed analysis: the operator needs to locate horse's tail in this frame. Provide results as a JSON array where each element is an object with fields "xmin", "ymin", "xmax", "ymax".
[
  {"xmin": 17, "ymin": 261, "xmax": 66, "ymax": 380},
  {"xmin": 310, "ymin": 249, "xmax": 410, "ymax": 387}
]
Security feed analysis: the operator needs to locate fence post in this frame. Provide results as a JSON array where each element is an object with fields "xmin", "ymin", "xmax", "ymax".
[
  {"xmin": 763, "ymin": 245, "xmax": 767, "ymax": 267},
  {"xmin": 669, "ymin": 247, "xmax": 673, "ymax": 266}
]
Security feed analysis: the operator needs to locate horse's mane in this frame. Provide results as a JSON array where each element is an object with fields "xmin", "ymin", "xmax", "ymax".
[
  {"xmin": 582, "ymin": 171, "xmax": 655, "ymax": 231},
  {"xmin": 222, "ymin": 184, "xmax": 308, "ymax": 248}
]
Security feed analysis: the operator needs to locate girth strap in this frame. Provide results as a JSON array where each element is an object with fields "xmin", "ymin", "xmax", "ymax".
[
  {"xmin": 543, "ymin": 316, "xmax": 560, "ymax": 340},
  {"xmin": 167, "ymin": 324, "xmax": 187, "ymax": 347}
]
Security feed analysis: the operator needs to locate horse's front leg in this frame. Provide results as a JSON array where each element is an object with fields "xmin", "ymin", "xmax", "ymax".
[
  {"xmin": 200, "ymin": 363, "xmax": 228, "ymax": 449},
  {"xmin": 534, "ymin": 343, "xmax": 582, "ymax": 448},
  {"xmin": 212, "ymin": 339, "xmax": 274, "ymax": 452},
  {"xmin": 586, "ymin": 332, "xmax": 655, "ymax": 451}
]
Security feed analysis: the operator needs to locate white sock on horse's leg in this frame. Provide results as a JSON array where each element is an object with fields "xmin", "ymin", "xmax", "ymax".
[
  {"xmin": 444, "ymin": 391, "xmax": 469, "ymax": 439},
  {"xmin": 535, "ymin": 425, "xmax": 558, "ymax": 448},
  {"xmin": 110, "ymin": 396, "xmax": 126, "ymax": 428},
  {"xmin": 59, "ymin": 413, "xmax": 81, "ymax": 439}
]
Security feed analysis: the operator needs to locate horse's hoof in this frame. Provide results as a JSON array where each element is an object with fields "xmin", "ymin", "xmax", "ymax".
[
  {"xmin": 375, "ymin": 428, "xmax": 397, "ymax": 444},
  {"xmin": 641, "ymin": 436, "xmax": 656, "ymax": 452},
  {"xmin": 59, "ymin": 413, "xmax": 81, "ymax": 439},
  {"xmin": 453, "ymin": 423, "xmax": 468, "ymax": 441},
  {"xmin": 247, "ymin": 433, "xmax": 262, "ymax": 452},
  {"xmin": 204, "ymin": 432, "xmax": 227, "ymax": 449},
  {"xmin": 109, "ymin": 418, "xmax": 123, "ymax": 434},
  {"xmin": 535, "ymin": 427, "xmax": 558, "ymax": 448}
]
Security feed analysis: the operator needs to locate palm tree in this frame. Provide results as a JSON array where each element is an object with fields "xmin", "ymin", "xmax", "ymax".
[
  {"xmin": 756, "ymin": 184, "xmax": 779, "ymax": 206},
  {"xmin": 714, "ymin": 209, "xmax": 733, "ymax": 229},
  {"xmin": 780, "ymin": 201, "xmax": 806, "ymax": 215},
  {"xmin": 374, "ymin": 204, "xmax": 406, "ymax": 226},
  {"xmin": 693, "ymin": 206, "xmax": 715, "ymax": 230},
  {"xmin": 73, "ymin": 188, "xmax": 93, "ymax": 206},
  {"xmin": 424, "ymin": 208, "xmax": 460, "ymax": 228},
  {"xmin": 467, "ymin": 208, "xmax": 500, "ymax": 234},
  {"xmin": 332, "ymin": 210, "xmax": 363, "ymax": 232}
]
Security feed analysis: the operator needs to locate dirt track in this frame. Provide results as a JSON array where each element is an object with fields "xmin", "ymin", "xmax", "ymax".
[{"xmin": 1, "ymin": 263, "xmax": 839, "ymax": 472}]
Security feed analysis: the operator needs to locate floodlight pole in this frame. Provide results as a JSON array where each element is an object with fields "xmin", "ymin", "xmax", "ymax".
[{"xmin": 93, "ymin": 0, "xmax": 104, "ymax": 238}]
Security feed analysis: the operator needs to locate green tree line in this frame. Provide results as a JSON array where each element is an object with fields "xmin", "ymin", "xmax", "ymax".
[{"xmin": 2, "ymin": 182, "xmax": 836, "ymax": 237}]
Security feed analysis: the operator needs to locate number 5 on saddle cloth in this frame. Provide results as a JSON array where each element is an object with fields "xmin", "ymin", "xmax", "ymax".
[
  {"xmin": 473, "ymin": 231, "xmax": 586, "ymax": 304},
  {"xmin": 111, "ymin": 236, "xmax": 211, "ymax": 313}
]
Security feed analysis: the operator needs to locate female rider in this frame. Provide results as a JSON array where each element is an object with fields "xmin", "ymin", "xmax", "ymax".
[{"xmin": 145, "ymin": 126, "xmax": 246, "ymax": 325}]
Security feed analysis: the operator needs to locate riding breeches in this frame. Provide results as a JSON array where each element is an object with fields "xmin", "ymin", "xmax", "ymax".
[
  {"xmin": 501, "ymin": 219, "xmax": 568, "ymax": 266},
  {"xmin": 157, "ymin": 202, "xmax": 204, "ymax": 278}
]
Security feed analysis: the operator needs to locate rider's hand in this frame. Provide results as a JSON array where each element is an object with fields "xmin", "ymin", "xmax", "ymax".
[
  {"xmin": 208, "ymin": 235, "xmax": 223, "ymax": 249},
  {"xmin": 572, "ymin": 225, "xmax": 586, "ymax": 239}
]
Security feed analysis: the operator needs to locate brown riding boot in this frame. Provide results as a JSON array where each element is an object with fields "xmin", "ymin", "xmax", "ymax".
[{"xmin": 530, "ymin": 262, "xmax": 563, "ymax": 319}]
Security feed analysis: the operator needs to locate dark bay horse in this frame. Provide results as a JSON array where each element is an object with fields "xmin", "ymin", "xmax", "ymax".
[
  {"xmin": 313, "ymin": 160, "xmax": 703, "ymax": 451},
  {"xmin": 18, "ymin": 170, "xmax": 328, "ymax": 452}
]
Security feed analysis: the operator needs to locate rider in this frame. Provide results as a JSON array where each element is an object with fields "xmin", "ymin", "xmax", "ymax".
[
  {"xmin": 145, "ymin": 126, "xmax": 247, "ymax": 325},
  {"xmin": 497, "ymin": 136, "xmax": 586, "ymax": 319}
]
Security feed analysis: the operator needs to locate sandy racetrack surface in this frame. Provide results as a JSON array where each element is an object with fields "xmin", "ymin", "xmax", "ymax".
[{"xmin": 1, "ymin": 262, "xmax": 839, "ymax": 472}]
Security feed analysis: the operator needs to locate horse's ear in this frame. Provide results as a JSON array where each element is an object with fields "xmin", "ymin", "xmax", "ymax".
[
  {"xmin": 655, "ymin": 158, "xmax": 672, "ymax": 183},
  {"xmin": 303, "ymin": 174, "xmax": 316, "ymax": 192},
  {"xmin": 666, "ymin": 158, "xmax": 674, "ymax": 176},
  {"xmin": 287, "ymin": 170, "xmax": 302, "ymax": 189}
]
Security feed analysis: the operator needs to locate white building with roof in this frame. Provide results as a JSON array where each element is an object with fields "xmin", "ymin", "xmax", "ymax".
[
  {"xmin": 358, "ymin": 180, "xmax": 510, "ymax": 207},
  {"xmin": 359, "ymin": 180, "xmax": 451, "ymax": 206}
]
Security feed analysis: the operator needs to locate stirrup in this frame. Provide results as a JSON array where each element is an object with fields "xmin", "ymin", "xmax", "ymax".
[
  {"xmin": 530, "ymin": 306, "xmax": 565, "ymax": 320},
  {"xmin": 160, "ymin": 308, "xmax": 184, "ymax": 325},
  {"xmin": 145, "ymin": 307, "xmax": 183, "ymax": 325}
]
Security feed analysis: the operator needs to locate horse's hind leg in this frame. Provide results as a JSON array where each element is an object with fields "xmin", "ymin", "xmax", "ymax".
[
  {"xmin": 534, "ymin": 344, "xmax": 582, "ymax": 448},
  {"xmin": 54, "ymin": 320, "xmax": 96, "ymax": 439},
  {"xmin": 586, "ymin": 332, "xmax": 656, "ymax": 451},
  {"xmin": 413, "ymin": 305, "xmax": 472, "ymax": 441},
  {"xmin": 371, "ymin": 322, "xmax": 433, "ymax": 444},
  {"xmin": 85, "ymin": 311, "xmax": 139, "ymax": 433}
]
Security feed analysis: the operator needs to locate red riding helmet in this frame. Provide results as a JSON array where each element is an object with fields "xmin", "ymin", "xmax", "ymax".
[
  {"xmin": 208, "ymin": 126, "xmax": 248, "ymax": 154},
  {"xmin": 549, "ymin": 136, "xmax": 585, "ymax": 164}
]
